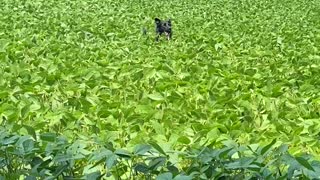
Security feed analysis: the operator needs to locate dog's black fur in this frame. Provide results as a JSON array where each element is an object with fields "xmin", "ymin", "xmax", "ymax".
[{"xmin": 155, "ymin": 18, "xmax": 172, "ymax": 41}]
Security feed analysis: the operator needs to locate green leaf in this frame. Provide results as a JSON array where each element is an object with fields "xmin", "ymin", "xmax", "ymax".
[
  {"xmin": 85, "ymin": 171, "xmax": 102, "ymax": 180},
  {"xmin": 173, "ymin": 174, "xmax": 193, "ymax": 180},
  {"xmin": 22, "ymin": 139, "xmax": 35, "ymax": 154},
  {"xmin": 149, "ymin": 157, "xmax": 166, "ymax": 170},
  {"xmin": 225, "ymin": 157, "xmax": 258, "ymax": 169},
  {"xmin": 40, "ymin": 133, "xmax": 56, "ymax": 142},
  {"xmin": 177, "ymin": 136, "xmax": 191, "ymax": 144},
  {"xmin": 218, "ymin": 147, "xmax": 233, "ymax": 159},
  {"xmin": 2, "ymin": 135, "xmax": 19, "ymax": 145},
  {"xmin": 30, "ymin": 156, "xmax": 43, "ymax": 168},
  {"xmin": 261, "ymin": 139, "xmax": 276, "ymax": 155},
  {"xmin": 115, "ymin": 149, "xmax": 131, "ymax": 159},
  {"xmin": 90, "ymin": 148, "xmax": 113, "ymax": 161},
  {"xmin": 14, "ymin": 136, "xmax": 34, "ymax": 155},
  {"xmin": 29, "ymin": 103, "xmax": 41, "ymax": 112},
  {"xmin": 21, "ymin": 104, "xmax": 30, "ymax": 119},
  {"xmin": 147, "ymin": 93, "xmax": 164, "ymax": 101},
  {"xmin": 52, "ymin": 164, "xmax": 68, "ymax": 178},
  {"xmin": 53, "ymin": 154, "xmax": 72, "ymax": 163},
  {"xmin": 22, "ymin": 125, "xmax": 37, "ymax": 140},
  {"xmin": 149, "ymin": 141, "xmax": 166, "ymax": 155},
  {"xmin": 106, "ymin": 153, "xmax": 117, "ymax": 169},
  {"xmin": 0, "ymin": 91, "xmax": 9, "ymax": 99},
  {"xmin": 275, "ymin": 144, "xmax": 289, "ymax": 154},
  {"xmin": 296, "ymin": 157, "xmax": 315, "ymax": 171},
  {"xmin": 133, "ymin": 144, "xmax": 152, "ymax": 155},
  {"xmin": 134, "ymin": 163, "xmax": 149, "ymax": 174},
  {"xmin": 156, "ymin": 172, "xmax": 173, "ymax": 180}
]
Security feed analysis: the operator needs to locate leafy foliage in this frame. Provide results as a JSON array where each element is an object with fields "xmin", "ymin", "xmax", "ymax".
[
  {"xmin": 1, "ymin": 129, "xmax": 320, "ymax": 179},
  {"xmin": 1, "ymin": 0, "xmax": 320, "ymax": 179}
]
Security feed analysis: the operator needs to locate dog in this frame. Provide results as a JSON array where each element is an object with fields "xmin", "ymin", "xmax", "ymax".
[{"xmin": 155, "ymin": 18, "xmax": 172, "ymax": 41}]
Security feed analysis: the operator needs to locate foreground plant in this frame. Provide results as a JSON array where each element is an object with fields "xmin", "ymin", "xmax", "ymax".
[{"xmin": 1, "ymin": 129, "xmax": 320, "ymax": 179}]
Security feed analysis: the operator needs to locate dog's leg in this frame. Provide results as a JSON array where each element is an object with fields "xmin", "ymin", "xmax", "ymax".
[{"xmin": 165, "ymin": 32, "xmax": 171, "ymax": 40}]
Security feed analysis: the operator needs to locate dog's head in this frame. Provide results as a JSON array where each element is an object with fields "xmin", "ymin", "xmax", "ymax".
[
  {"xmin": 155, "ymin": 18, "xmax": 171, "ymax": 32},
  {"xmin": 155, "ymin": 18, "xmax": 172, "ymax": 40}
]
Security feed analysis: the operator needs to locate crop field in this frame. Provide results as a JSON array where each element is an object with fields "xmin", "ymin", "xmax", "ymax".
[{"xmin": 1, "ymin": 0, "xmax": 320, "ymax": 179}]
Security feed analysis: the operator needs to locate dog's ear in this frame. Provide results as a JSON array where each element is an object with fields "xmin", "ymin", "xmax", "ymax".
[
  {"xmin": 155, "ymin": 18, "xmax": 161, "ymax": 24},
  {"xmin": 167, "ymin": 19, "xmax": 171, "ymax": 26}
]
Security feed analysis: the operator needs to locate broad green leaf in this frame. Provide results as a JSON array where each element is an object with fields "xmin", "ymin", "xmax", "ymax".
[
  {"xmin": 133, "ymin": 144, "xmax": 152, "ymax": 155},
  {"xmin": 0, "ymin": 91, "xmax": 9, "ymax": 99},
  {"xmin": 149, "ymin": 157, "xmax": 166, "ymax": 170},
  {"xmin": 156, "ymin": 172, "xmax": 173, "ymax": 180},
  {"xmin": 53, "ymin": 154, "xmax": 73, "ymax": 163},
  {"xmin": 296, "ymin": 157, "xmax": 315, "ymax": 171},
  {"xmin": 134, "ymin": 163, "xmax": 149, "ymax": 174},
  {"xmin": 2, "ymin": 135, "xmax": 19, "ymax": 145},
  {"xmin": 275, "ymin": 144, "xmax": 289, "ymax": 154},
  {"xmin": 261, "ymin": 139, "xmax": 276, "ymax": 156},
  {"xmin": 20, "ymin": 104, "xmax": 30, "ymax": 119},
  {"xmin": 115, "ymin": 149, "xmax": 131, "ymax": 159},
  {"xmin": 225, "ymin": 157, "xmax": 258, "ymax": 169},
  {"xmin": 29, "ymin": 103, "xmax": 41, "ymax": 112},
  {"xmin": 89, "ymin": 148, "xmax": 113, "ymax": 162},
  {"xmin": 149, "ymin": 141, "xmax": 166, "ymax": 155},
  {"xmin": 30, "ymin": 156, "xmax": 43, "ymax": 168},
  {"xmin": 173, "ymin": 175, "xmax": 193, "ymax": 180},
  {"xmin": 218, "ymin": 147, "xmax": 233, "ymax": 159},
  {"xmin": 14, "ymin": 136, "xmax": 34, "ymax": 154},
  {"xmin": 52, "ymin": 164, "xmax": 68, "ymax": 178},
  {"xmin": 40, "ymin": 133, "xmax": 56, "ymax": 142},
  {"xmin": 167, "ymin": 164, "xmax": 180, "ymax": 176},
  {"xmin": 22, "ymin": 125, "xmax": 36, "ymax": 140},
  {"xmin": 106, "ymin": 153, "xmax": 118, "ymax": 169},
  {"xmin": 147, "ymin": 93, "xmax": 164, "ymax": 101},
  {"xmin": 21, "ymin": 139, "xmax": 35, "ymax": 154},
  {"xmin": 177, "ymin": 136, "xmax": 191, "ymax": 145},
  {"xmin": 84, "ymin": 172, "xmax": 101, "ymax": 180}
]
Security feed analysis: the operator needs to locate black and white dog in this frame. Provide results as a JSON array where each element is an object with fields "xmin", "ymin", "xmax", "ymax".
[{"xmin": 154, "ymin": 18, "xmax": 172, "ymax": 41}]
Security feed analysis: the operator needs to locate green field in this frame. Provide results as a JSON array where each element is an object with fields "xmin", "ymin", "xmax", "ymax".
[{"xmin": 1, "ymin": 0, "xmax": 320, "ymax": 179}]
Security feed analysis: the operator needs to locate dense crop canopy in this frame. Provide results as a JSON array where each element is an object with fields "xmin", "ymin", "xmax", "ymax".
[{"xmin": 1, "ymin": 0, "xmax": 320, "ymax": 178}]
